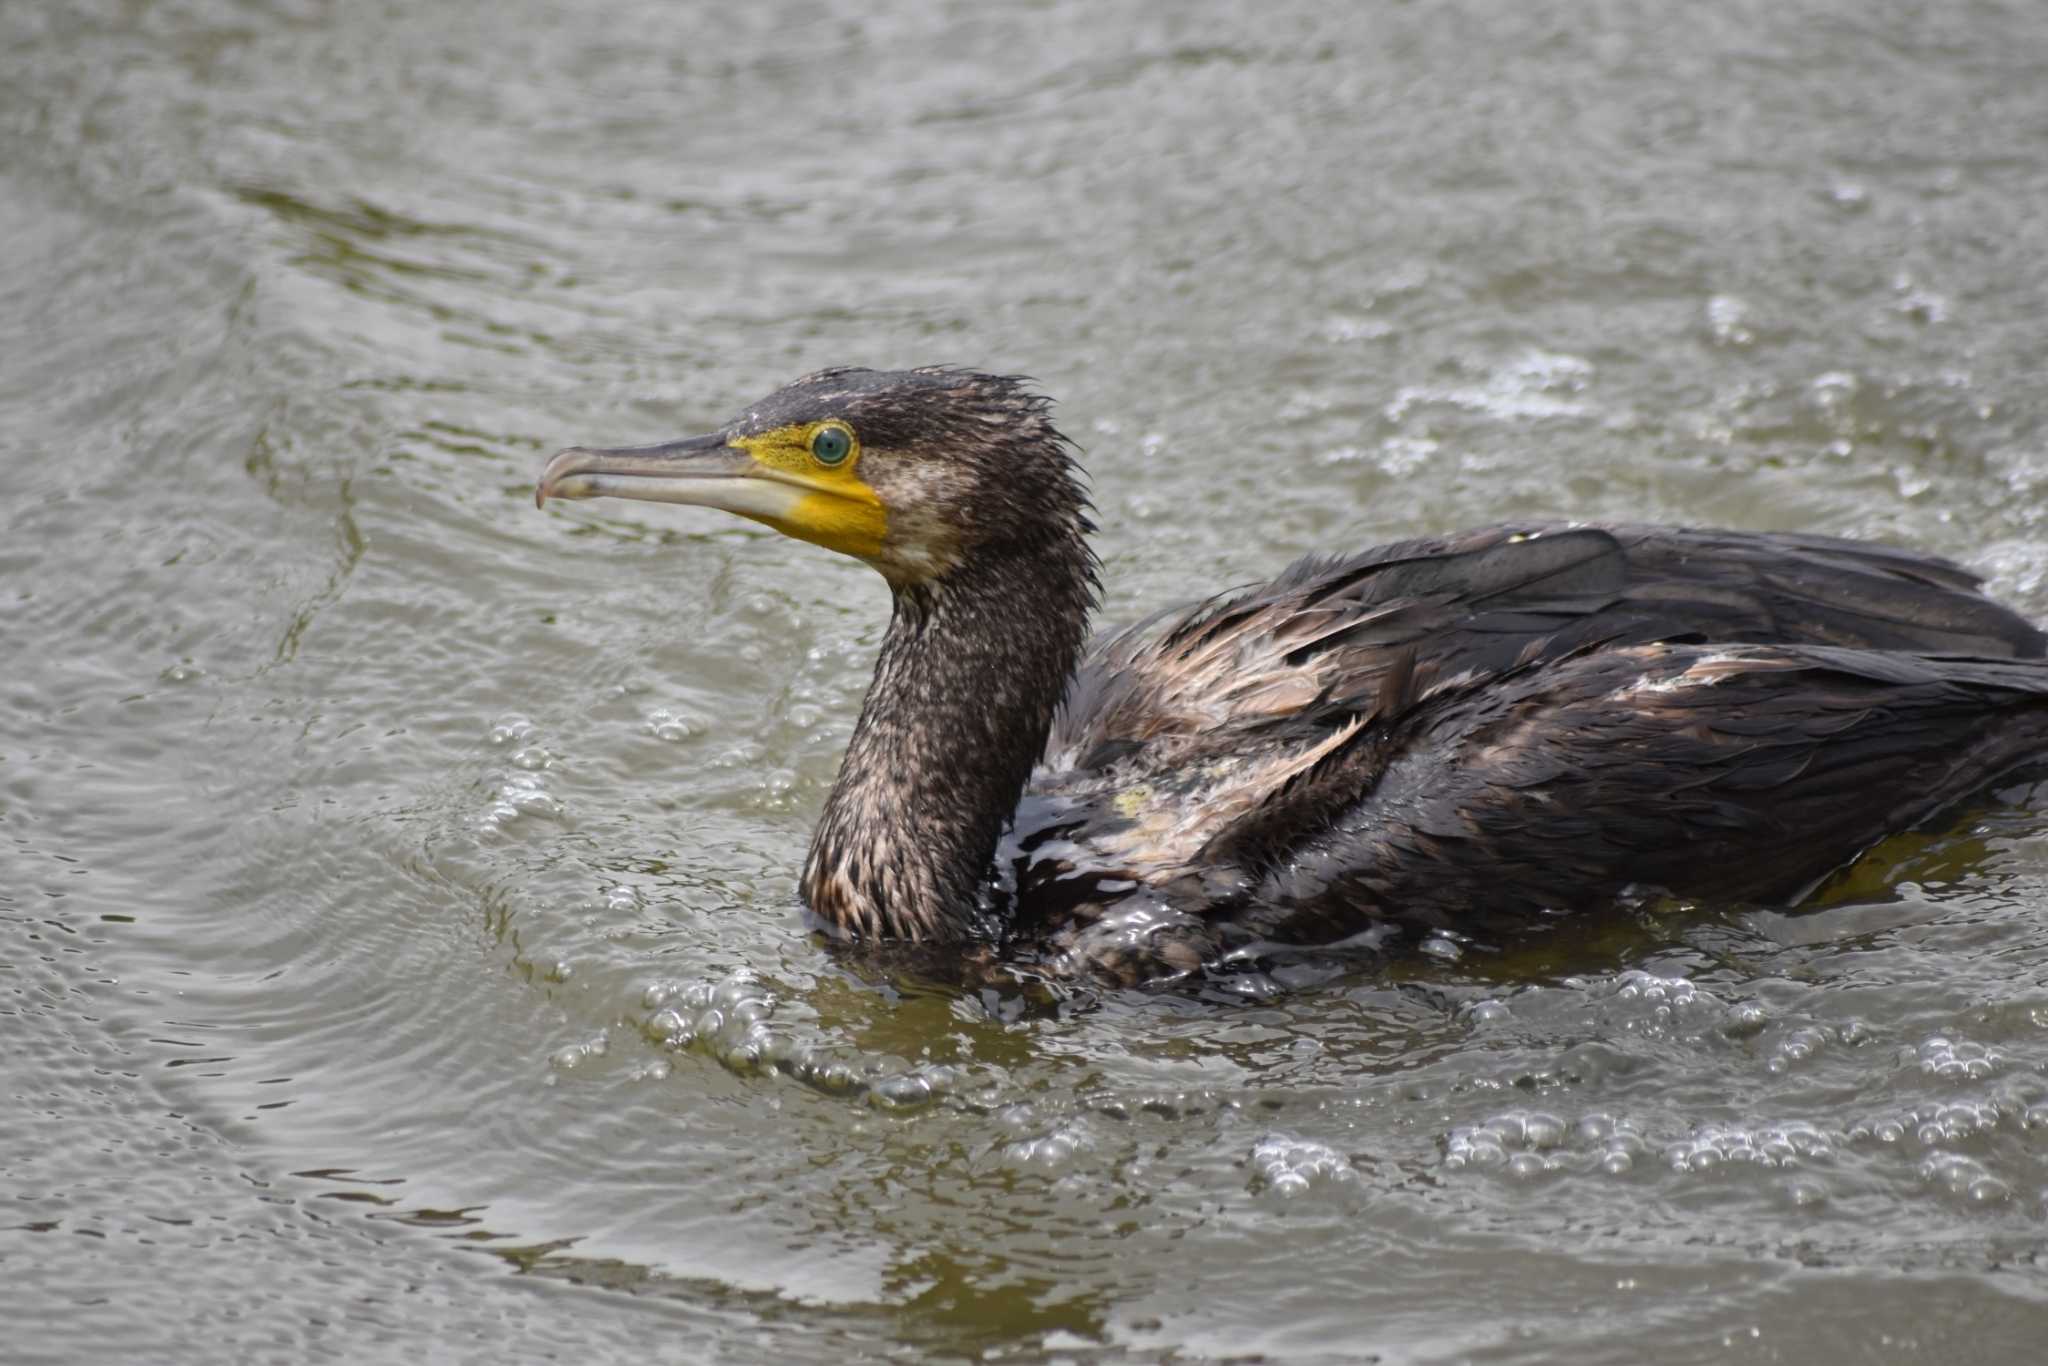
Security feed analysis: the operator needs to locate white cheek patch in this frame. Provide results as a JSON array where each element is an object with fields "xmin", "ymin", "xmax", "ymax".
[
  {"xmin": 866, "ymin": 463, "xmax": 971, "ymax": 582},
  {"xmin": 881, "ymin": 541, "xmax": 958, "ymax": 582}
]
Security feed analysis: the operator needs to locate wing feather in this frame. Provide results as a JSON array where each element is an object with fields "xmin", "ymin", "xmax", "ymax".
[{"xmin": 1028, "ymin": 523, "xmax": 2046, "ymax": 908}]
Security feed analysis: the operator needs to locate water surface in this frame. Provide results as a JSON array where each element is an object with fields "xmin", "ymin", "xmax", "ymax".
[{"xmin": 7, "ymin": 1, "xmax": 2048, "ymax": 1361}]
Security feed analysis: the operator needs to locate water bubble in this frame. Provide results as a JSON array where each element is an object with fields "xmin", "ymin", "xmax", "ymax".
[
  {"xmin": 479, "ymin": 771, "xmax": 563, "ymax": 829},
  {"xmin": 793, "ymin": 1057, "xmax": 864, "ymax": 1098},
  {"xmin": 641, "ymin": 968, "xmax": 784, "ymax": 1073},
  {"xmin": 1916, "ymin": 1034, "xmax": 2004, "ymax": 1081},
  {"xmin": 1489, "ymin": 1113, "xmax": 1530, "ymax": 1145},
  {"xmin": 1444, "ymin": 1109, "xmax": 1567, "ymax": 1171},
  {"xmin": 1442, "ymin": 1106, "xmax": 1656, "ymax": 1180},
  {"xmin": 1004, "ymin": 1121, "xmax": 1093, "ymax": 1170},
  {"xmin": 1706, "ymin": 295, "xmax": 1753, "ymax": 346},
  {"xmin": 1918, "ymin": 1151, "xmax": 2010, "ymax": 1205},
  {"xmin": 1590, "ymin": 970, "xmax": 1727, "ymax": 1038},
  {"xmin": 1465, "ymin": 998, "xmax": 1512, "ymax": 1024},
  {"xmin": 1665, "ymin": 1121, "xmax": 1835, "ymax": 1173},
  {"xmin": 1765, "ymin": 1025, "xmax": 1828, "ymax": 1074},
  {"xmin": 870, "ymin": 1071, "xmax": 939, "ymax": 1112},
  {"xmin": 490, "ymin": 714, "xmax": 538, "ymax": 746},
  {"xmin": 549, "ymin": 1031, "xmax": 609, "ymax": 1072},
  {"xmin": 645, "ymin": 707, "xmax": 705, "ymax": 743},
  {"xmin": 709, "ymin": 739, "xmax": 767, "ymax": 770},
  {"xmin": 1613, "ymin": 971, "xmax": 1696, "ymax": 1005},
  {"xmin": 1442, "ymin": 1135, "xmax": 1504, "ymax": 1172},
  {"xmin": 755, "ymin": 768, "xmax": 799, "ymax": 804},
  {"xmin": 1721, "ymin": 1000, "xmax": 1770, "ymax": 1039},
  {"xmin": 1250, "ymin": 1133, "xmax": 1356, "ymax": 1196},
  {"xmin": 1886, "ymin": 1097, "xmax": 2002, "ymax": 1147},
  {"xmin": 1419, "ymin": 934, "xmax": 1463, "ymax": 962},
  {"xmin": 1810, "ymin": 371, "xmax": 1859, "ymax": 412},
  {"xmin": 641, "ymin": 978, "xmax": 687, "ymax": 1009}
]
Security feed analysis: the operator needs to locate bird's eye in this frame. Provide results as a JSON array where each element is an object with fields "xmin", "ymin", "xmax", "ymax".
[{"xmin": 810, "ymin": 425, "xmax": 853, "ymax": 465}]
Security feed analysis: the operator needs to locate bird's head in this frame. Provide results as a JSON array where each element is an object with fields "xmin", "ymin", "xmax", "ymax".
[{"xmin": 537, "ymin": 366, "xmax": 1091, "ymax": 591}]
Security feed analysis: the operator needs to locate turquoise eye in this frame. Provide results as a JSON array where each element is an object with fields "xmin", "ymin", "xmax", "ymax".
[
  {"xmin": 811, "ymin": 426, "xmax": 852, "ymax": 465},
  {"xmin": 811, "ymin": 428, "xmax": 851, "ymax": 464}
]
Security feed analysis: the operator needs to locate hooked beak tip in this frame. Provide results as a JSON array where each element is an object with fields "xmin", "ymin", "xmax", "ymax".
[{"xmin": 535, "ymin": 445, "xmax": 607, "ymax": 509}]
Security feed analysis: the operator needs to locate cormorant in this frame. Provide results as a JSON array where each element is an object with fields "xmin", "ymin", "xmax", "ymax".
[{"xmin": 537, "ymin": 367, "xmax": 2048, "ymax": 984}]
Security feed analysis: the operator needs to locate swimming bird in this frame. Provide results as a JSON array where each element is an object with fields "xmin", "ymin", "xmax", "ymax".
[{"xmin": 537, "ymin": 367, "xmax": 2048, "ymax": 984}]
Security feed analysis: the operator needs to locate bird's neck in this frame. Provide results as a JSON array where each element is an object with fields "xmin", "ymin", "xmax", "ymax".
[{"xmin": 802, "ymin": 538, "xmax": 1096, "ymax": 941}]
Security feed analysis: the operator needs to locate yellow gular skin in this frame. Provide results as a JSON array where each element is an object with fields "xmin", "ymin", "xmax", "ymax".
[{"xmin": 731, "ymin": 422, "xmax": 887, "ymax": 561}]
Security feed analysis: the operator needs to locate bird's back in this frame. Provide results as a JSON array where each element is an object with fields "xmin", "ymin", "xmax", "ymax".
[
  {"xmin": 1003, "ymin": 523, "xmax": 2048, "ymax": 977},
  {"xmin": 1049, "ymin": 522, "xmax": 2042, "ymax": 767}
]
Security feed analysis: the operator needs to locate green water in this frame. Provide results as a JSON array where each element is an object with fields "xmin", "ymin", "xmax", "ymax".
[{"xmin": 7, "ymin": 2, "xmax": 2048, "ymax": 1361}]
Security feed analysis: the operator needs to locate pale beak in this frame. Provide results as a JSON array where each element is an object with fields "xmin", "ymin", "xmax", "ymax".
[{"xmin": 535, "ymin": 432, "xmax": 808, "ymax": 527}]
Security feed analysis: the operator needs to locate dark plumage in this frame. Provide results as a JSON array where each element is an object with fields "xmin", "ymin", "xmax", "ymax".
[{"xmin": 537, "ymin": 368, "xmax": 2048, "ymax": 985}]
